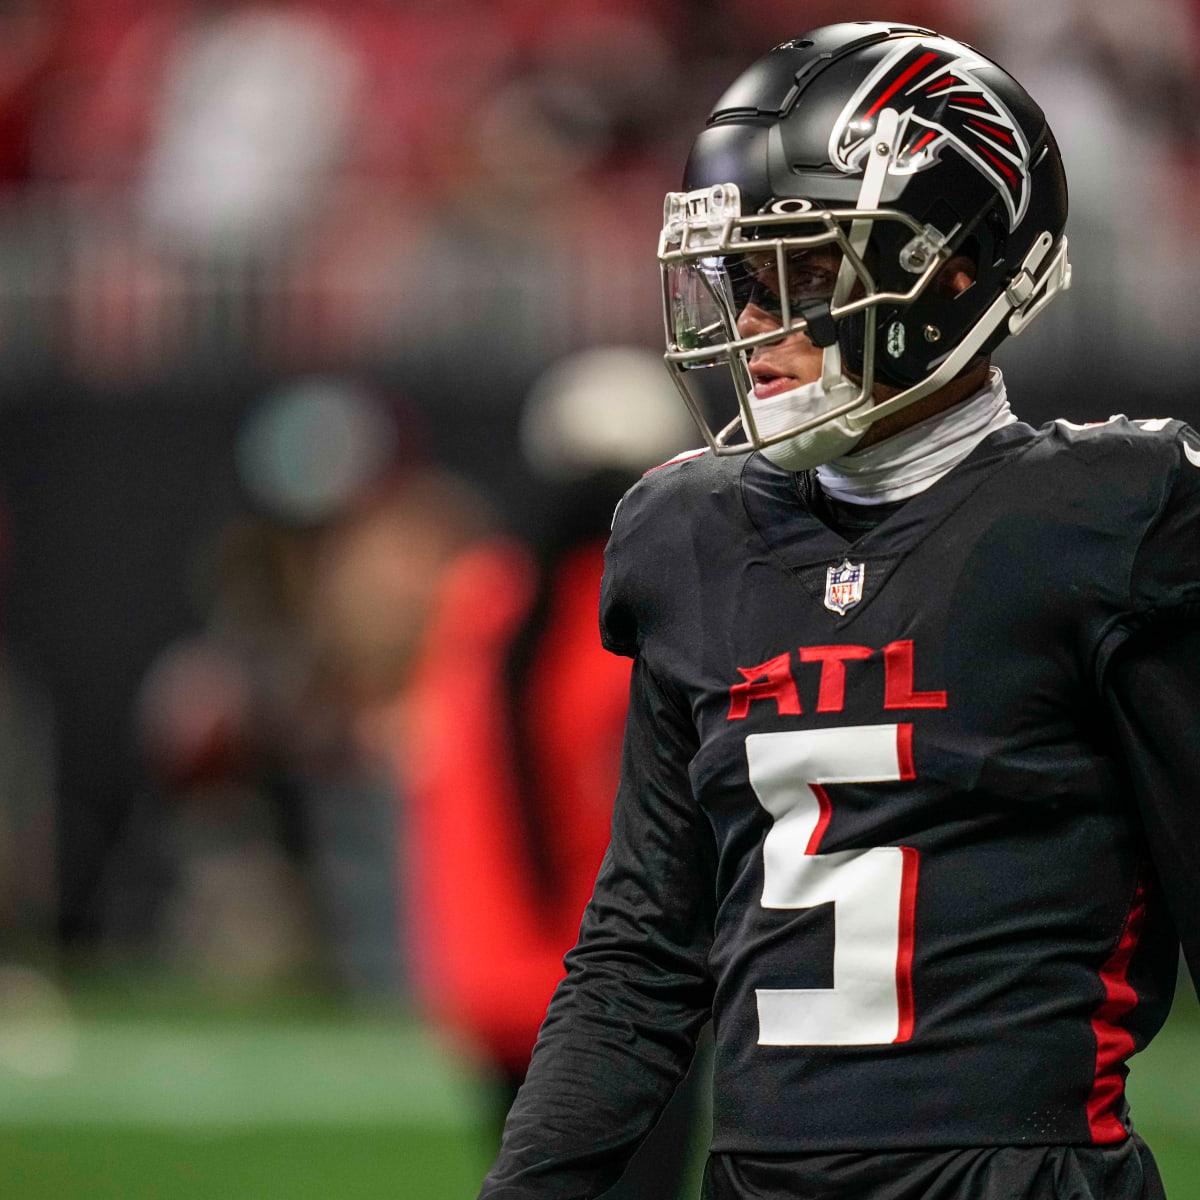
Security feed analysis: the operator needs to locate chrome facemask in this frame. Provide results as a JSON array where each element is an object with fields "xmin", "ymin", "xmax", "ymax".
[{"xmin": 659, "ymin": 112, "xmax": 942, "ymax": 463}]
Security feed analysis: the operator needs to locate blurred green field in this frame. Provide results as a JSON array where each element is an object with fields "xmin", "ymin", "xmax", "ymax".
[
  {"xmin": 0, "ymin": 984, "xmax": 1193, "ymax": 1199},
  {"xmin": 1126, "ymin": 992, "xmax": 1200, "ymax": 1200},
  {"xmin": 0, "ymin": 998, "xmax": 496, "ymax": 1199}
]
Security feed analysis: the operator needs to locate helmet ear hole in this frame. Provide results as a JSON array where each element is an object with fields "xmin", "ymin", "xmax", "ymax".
[{"xmin": 935, "ymin": 254, "xmax": 977, "ymax": 299}]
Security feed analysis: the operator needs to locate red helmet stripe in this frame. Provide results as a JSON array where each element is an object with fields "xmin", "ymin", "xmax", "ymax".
[
  {"xmin": 969, "ymin": 118, "xmax": 1014, "ymax": 145},
  {"xmin": 866, "ymin": 51, "xmax": 940, "ymax": 117},
  {"xmin": 830, "ymin": 38, "xmax": 1034, "ymax": 228},
  {"xmin": 976, "ymin": 144, "xmax": 1019, "ymax": 185}
]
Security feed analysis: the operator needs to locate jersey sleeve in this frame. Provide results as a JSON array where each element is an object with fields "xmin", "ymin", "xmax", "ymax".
[
  {"xmin": 599, "ymin": 485, "xmax": 646, "ymax": 658},
  {"xmin": 1126, "ymin": 424, "xmax": 1200, "ymax": 616},
  {"xmin": 598, "ymin": 461, "xmax": 696, "ymax": 658},
  {"xmin": 477, "ymin": 653, "xmax": 717, "ymax": 1199},
  {"xmin": 1102, "ymin": 428, "xmax": 1200, "ymax": 996},
  {"xmin": 1103, "ymin": 615, "xmax": 1200, "ymax": 994}
]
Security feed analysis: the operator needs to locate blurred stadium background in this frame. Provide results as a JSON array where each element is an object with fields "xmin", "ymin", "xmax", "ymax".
[{"xmin": 0, "ymin": 1, "xmax": 1194, "ymax": 1197}]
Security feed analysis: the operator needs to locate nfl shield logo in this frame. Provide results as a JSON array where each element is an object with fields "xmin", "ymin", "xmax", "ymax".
[{"xmin": 824, "ymin": 559, "xmax": 865, "ymax": 615}]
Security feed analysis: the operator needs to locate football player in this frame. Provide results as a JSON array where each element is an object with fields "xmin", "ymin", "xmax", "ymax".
[{"xmin": 478, "ymin": 21, "xmax": 1199, "ymax": 1200}]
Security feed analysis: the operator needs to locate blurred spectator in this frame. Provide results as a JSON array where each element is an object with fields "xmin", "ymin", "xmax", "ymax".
[
  {"xmin": 398, "ymin": 347, "xmax": 705, "ymax": 1196},
  {"xmin": 0, "ymin": 0, "xmax": 58, "ymax": 187},
  {"xmin": 0, "ymin": 659, "xmax": 59, "ymax": 955},
  {"xmin": 138, "ymin": 6, "xmax": 362, "ymax": 258},
  {"xmin": 0, "ymin": 495, "xmax": 59, "ymax": 962},
  {"xmin": 111, "ymin": 377, "xmax": 495, "ymax": 999}
]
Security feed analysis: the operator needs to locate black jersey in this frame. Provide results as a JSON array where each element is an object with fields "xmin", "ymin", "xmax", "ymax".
[{"xmin": 479, "ymin": 418, "xmax": 1200, "ymax": 1198}]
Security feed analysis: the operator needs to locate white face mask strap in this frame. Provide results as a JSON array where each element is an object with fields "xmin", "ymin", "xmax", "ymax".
[
  {"xmin": 1008, "ymin": 236, "xmax": 1071, "ymax": 336},
  {"xmin": 822, "ymin": 107, "xmax": 899, "ymax": 393}
]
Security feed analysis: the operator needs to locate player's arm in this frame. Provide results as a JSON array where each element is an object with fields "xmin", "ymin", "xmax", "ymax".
[
  {"xmin": 1103, "ymin": 616, "xmax": 1200, "ymax": 992},
  {"xmin": 1101, "ymin": 426, "xmax": 1200, "ymax": 992},
  {"xmin": 477, "ymin": 651, "xmax": 717, "ymax": 1200}
]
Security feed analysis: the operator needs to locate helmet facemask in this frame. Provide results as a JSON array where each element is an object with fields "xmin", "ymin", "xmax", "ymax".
[
  {"xmin": 661, "ymin": 109, "xmax": 950, "ymax": 466},
  {"xmin": 660, "ymin": 88, "xmax": 1072, "ymax": 468}
]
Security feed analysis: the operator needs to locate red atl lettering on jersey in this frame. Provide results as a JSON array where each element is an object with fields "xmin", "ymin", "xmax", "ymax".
[
  {"xmin": 727, "ymin": 640, "xmax": 947, "ymax": 719},
  {"xmin": 727, "ymin": 652, "xmax": 802, "ymax": 719},
  {"xmin": 882, "ymin": 640, "xmax": 948, "ymax": 709},
  {"xmin": 800, "ymin": 645, "xmax": 874, "ymax": 712}
]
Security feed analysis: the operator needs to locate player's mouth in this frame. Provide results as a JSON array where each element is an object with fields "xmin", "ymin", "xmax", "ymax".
[{"xmin": 749, "ymin": 363, "xmax": 802, "ymax": 399}]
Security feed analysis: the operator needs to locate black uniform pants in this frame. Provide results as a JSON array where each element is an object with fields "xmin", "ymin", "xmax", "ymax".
[{"xmin": 701, "ymin": 1134, "xmax": 1167, "ymax": 1199}]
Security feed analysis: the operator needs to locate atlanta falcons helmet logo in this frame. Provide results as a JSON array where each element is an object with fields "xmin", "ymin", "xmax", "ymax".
[{"xmin": 829, "ymin": 40, "xmax": 1032, "ymax": 229}]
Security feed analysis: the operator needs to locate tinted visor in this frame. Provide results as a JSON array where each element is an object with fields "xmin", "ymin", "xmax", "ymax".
[
  {"xmin": 725, "ymin": 247, "xmax": 842, "ymax": 319},
  {"xmin": 665, "ymin": 246, "xmax": 844, "ymax": 357}
]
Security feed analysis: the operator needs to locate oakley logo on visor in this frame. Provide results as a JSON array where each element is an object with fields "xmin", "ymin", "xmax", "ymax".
[{"xmin": 829, "ymin": 40, "xmax": 1032, "ymax": 229}]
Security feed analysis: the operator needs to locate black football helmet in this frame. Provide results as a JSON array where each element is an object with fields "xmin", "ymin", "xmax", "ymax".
[{"xmin": 659, "ymin": 21, "xmax": 1070, "ymax": 459}]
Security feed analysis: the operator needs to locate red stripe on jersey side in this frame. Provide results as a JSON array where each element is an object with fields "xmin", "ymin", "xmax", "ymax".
[
  {"xmin": 1087, "ymin": 881, "xmax": 1148, "ymax": 1142},
  {"xmin": 897, "ymin": 723, "xmax": 916, "ymax": 781},
  {"xmin": 893, "ymin": 846, "xmax": 920, "ymax": 1043},
  {"xmin": 866, "ymin": 52, "xmax": 939, "ymax": 117},
  {"xmin": 804, "ymin": 784, "xmax": 832, "ymax": 855}
]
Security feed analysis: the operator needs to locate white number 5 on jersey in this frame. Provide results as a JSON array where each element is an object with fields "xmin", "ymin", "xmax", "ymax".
[{"xmin": 747, "ymin": 725, "xmax": 919, "ymax": 1047}]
